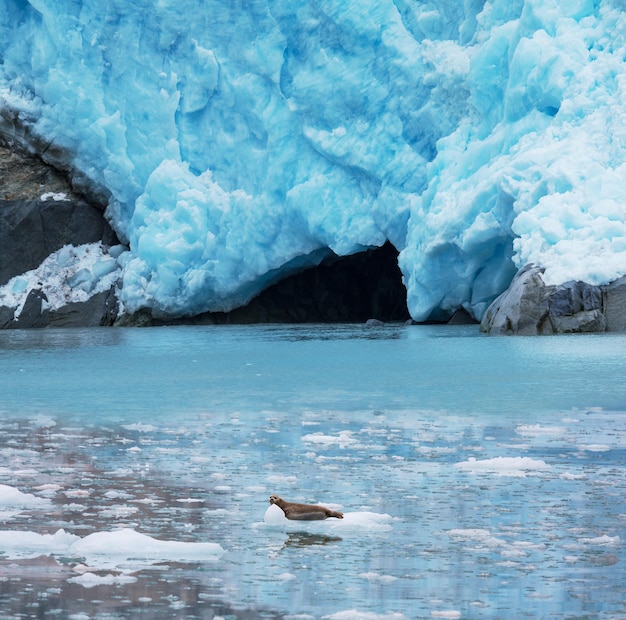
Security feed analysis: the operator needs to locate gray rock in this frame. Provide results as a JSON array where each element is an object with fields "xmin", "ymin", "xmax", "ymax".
[
  {"xmin": 10, "ymin": 289, "xmax": 51, "ymax": 329},
  {"xmin": 481, "ymin": 264, "xmax": 614, "ymax": 335},
  {"xmin": 480, "ymin": 265, "xmax": 551, "ymax": 335},
  {"xmin": 4, "ymin": 287, "xmax": 119, "ymax": 329},
  {"xmin": 47, "ymin": 288, "xmax": 119, "ymax": 328},
  {"xmin": 551, "ymin": 309, "xmax": 606, "ymax": 334},
  {"xmin": 0, "ymin": 305, "xmax": 15, "ymax": 328},
  {"xmin": 447, "ymin": 308, "xmax": 478, "ymax": 325},
  {"xmin": 603, "ymin": 276, "xmax": 626, "ymax": 332},
  {"xmin": 0, "ymin": 198, "xmax": 117, "ymax": 285}
]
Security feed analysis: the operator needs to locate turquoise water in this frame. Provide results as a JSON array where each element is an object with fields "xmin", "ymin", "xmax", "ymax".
[{"xmin": 0, "ymin": 324, "xmax": 625, "ymax": 619}]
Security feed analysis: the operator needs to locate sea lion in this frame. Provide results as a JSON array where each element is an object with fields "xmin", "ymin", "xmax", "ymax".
[{"xmin": 269, "ymin": 494, "xmax": 344, "ymax": 520}]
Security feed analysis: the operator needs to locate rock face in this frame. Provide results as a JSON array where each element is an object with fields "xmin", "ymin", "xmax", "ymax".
[
  {"xmin": 480, "ymin": 265, "xmax": 625, "ymax": 335},
  {"xmin": 0, "ymin": 142, "xmax": 121, "ymax": 328},
  {"xmin": 0, "ymin": 198, "xmax": 118, "ymax": 286}
]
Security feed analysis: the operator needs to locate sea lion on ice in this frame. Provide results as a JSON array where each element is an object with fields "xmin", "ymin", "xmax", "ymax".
[{"xmin": 269, "ymin": 494, "xmax": 344, "ymax": 520}]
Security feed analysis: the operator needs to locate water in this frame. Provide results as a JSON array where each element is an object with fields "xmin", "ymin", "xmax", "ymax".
[{"xmin": 0, "ymin": 324, "xmax": 625, "ymax": 619}]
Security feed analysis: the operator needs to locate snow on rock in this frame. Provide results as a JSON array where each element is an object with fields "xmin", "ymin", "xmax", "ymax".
[
  {"xmin": 2, "ymin": 2, "xmax": 626, "ymax": 320},
  {"xmin": 0, "ymin": 243, "xmax": 122, "ymax": 316}
]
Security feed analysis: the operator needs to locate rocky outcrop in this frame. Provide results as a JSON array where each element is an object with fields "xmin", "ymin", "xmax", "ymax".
[
  {"xmin": 0, "ymin": 142, "xmax": 122, "ymax": 328},
  {"xmin": 1, "ymin": 197, "xmax": 118, "ymax": 286},
  {"xmin": 480, "ymin": 265, "xmax": 625, "ymax": 335},
  {"xmin": 0, "ymin": 287, "xmax": 118, "ymax": 329}
]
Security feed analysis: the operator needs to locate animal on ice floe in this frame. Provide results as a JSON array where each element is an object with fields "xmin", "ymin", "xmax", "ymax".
[{"xmin": 269, "ymin": 494, "xmax": 344, "ymax": 520}]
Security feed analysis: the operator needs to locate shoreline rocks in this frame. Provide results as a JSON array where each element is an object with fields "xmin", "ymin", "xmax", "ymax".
[{"xmin": 480, "ymin": 264, "xmax": 626, "ymax": 335}]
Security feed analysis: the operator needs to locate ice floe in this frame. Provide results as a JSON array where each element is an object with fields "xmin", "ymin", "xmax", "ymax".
[
  {"xmin": 0, "ymin": 483, "xmax": 52, "ymax": 520},
  {"xmin": 322, "ymin": 611, "xmax": 408, "ymax": 620},
  {"xmin": 454, "ymin": 456, "xmax": 551, "ymax": 477},
  {"xmin": 0, "ymin": 527, "xmax": 224, "ymax": 570}
]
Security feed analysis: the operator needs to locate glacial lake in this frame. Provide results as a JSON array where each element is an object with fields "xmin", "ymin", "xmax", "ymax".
[{"xmin": 0, "ymin": 323, "xmax": 625, "ymax": 619}]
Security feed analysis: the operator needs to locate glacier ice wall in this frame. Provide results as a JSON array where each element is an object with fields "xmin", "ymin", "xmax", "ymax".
[{"xmin": 1, "ymin": 0, "xmax": 626, "ymax": 320}]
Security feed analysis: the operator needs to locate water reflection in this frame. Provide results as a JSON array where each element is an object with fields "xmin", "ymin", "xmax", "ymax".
[{"xmin": 283, "ymin": 532, "xmax": 343, "ymax": 549}]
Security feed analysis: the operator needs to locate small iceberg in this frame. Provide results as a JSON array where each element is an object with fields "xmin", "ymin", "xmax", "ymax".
[{"xmin": 0, "ymin": 527, "xmax": 225, "ymax": 570}]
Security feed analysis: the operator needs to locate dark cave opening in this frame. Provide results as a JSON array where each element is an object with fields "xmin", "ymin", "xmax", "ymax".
[{"xmin": 204, "ymin": 241, "xmax": 411, "ymax": 324}]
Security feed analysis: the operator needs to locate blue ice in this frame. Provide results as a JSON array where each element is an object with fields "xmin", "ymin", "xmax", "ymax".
[{"xmin": 2, "ymin": 2, "xmax": 626, "ymax": 320}]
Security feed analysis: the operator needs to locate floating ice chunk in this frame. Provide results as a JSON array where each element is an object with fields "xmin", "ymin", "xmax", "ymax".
[
  {"xmin": 322, "ymin": 611, "xmax": 408, "ymax": 620},
  {"xmin": 358, "ymin": 572, "xmax": 398, "ymax": 583},
  {"xmin": 431, "ymin": 612, "xmax": 461, "ymax": 619},
  {"xmin": 264, "ymin": 503, "xmax": 289, "ymax": 526},
  {"xmin": 0, "ymin": 529, "xmax": 79, "ymax": 559},
  {"xmin": 446, "ymin": 529, "xmax": 506, "ymax": 548},
  {"xmin": 69, "ymin": 529, "xmax": 225, "ymax": 570},
  {"xmin": 122, "ymin": 423, "xmax": 156, "ymax": 432},
  {"xmin": 560, "ymin": 472, "xmax": 587, "ymax": 480},
  {"xmin": 0, "ymin": 484, "xmax": 52, "ymax": 520},
  {"xmin": 516, "ymin": 425, "xmax": 566, "ymax": 436},
  {"xmin": 97, "ymin": 505, "xmax": 138, "ymax": 519},
  {"xmin": 0, "ymin": 527, "xmax": 224, "ymax": 568},
  {"xmin": 266, "ymin": 475, "xmax": 298, "ymax": 485},
  {"xmin": 579, "ymin": 444, "xmax": 611, "ymax": 452},
  {"xmin": 301, "ymin": 431, "xmax": 358, "ymax": 448},
  {"xmin": 581, "ymin": 535, "xmax": 620, "ymax": 547},
  {"xmin": 0, "ymin": 484, "xmax": 51, "ymax": 508},
  {"xmin": 454, "ymin": 457, "xmax": 551, "ymax": 477},
  {"xmin": 67, "ymin": 572, "xmax": 138, "ymax": 588}
]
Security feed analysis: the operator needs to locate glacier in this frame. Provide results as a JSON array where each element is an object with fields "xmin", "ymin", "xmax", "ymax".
[{"xmin": 1, "ymin": 0, "xmax": 626, "ymax": 321}]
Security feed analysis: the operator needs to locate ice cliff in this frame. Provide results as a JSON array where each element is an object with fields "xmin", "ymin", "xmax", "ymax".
[{"xmin": 1, "ymin": 0, "xmax": 626, "ymax": 322}]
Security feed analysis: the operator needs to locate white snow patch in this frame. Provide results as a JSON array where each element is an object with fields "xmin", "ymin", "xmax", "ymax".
[{"xmin": 40, "ymin": 192, "xmax": 68, "ymax": 201}]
